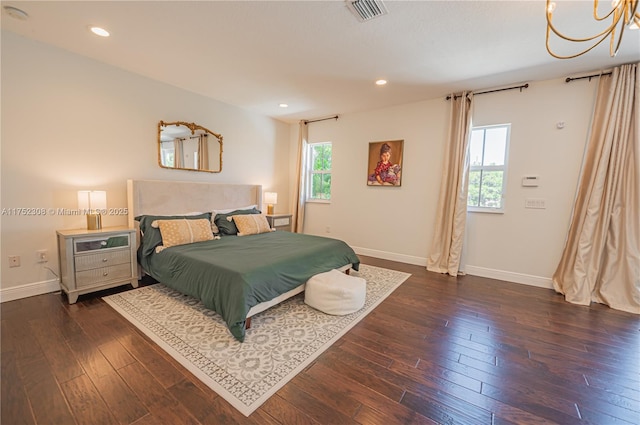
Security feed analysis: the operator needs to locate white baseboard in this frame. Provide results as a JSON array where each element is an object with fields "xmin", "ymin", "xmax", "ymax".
[
  {"xmin": 0, "ymin": 258, "xmax": 552, "ymax": 303},
  {"xmin": 353, "ymin": 246, "xmax": 426, "ymax": 267},
  {"xmin": 461, "ymin": 265, "xmax": 554, "ymax": 289},
  {"xmin": 353, "ymin": 247, "xmax": 553, "ymax": 290},
  {"xmin": 0, "ymin": 278, "xmax": 61, "ymax": 303}
]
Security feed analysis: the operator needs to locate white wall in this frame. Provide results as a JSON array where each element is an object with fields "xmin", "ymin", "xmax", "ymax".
[
  {"xmin": 465, "ymin": 79, "xmax": 595, "ymax": 287},
  {"xmin": 1, "ymin": 32, "xmax": 291, "ymax": 299},
  {"xmin": 1, "ymin": 30, "xmax": 599, "ymax": 300},
  {"xmin": 297, "ymin": 100, "xmax": 448, "ymax": 266},
  {"xmin": 296, "ymin": 77, "xmax": 596, "ymax": 288}
]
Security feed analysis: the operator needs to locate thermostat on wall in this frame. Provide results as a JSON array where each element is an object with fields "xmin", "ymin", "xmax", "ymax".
[{"xmin": 522, "ymin": 175, "xmax": 539, "ymax": 187}]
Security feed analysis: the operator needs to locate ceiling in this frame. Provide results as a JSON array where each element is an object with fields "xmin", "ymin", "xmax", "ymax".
[{"xmin": 2, "ymin": 1, "xmax": 639, "ymax": 123}]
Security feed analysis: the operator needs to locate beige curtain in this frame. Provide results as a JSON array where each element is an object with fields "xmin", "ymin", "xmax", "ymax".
[
  {"xmin": 174, "ymin": 138, "xmax": 184, "ymax": 168},
  {"xmin": 427, "ymin": 92, "xmax": 474, "ymax": 276},
  {"xmin": 197, "ymin": 134, "xmax": 209, "ymax": 170},
  {"xmin": 553, "ymin": 63, "xmax": 639, "ymax": 314},
  {"xmin": 291, "ymin": 121, "xmax": 308, "ymax": 233}
]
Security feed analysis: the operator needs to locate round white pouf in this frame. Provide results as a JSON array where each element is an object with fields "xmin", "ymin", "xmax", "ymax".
[{"xmin": 304, "ymin": 269, "xmax": 366, "ymax": 315}]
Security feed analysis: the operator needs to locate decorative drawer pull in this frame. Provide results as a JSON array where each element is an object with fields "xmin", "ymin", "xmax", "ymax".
[
  {"xmin": 103, "ymin": 272, "xmax": 109, "ymax": 276},
  {"xmin": 102, "ymin": 258, "xmax": 108, "ymax": 262}
]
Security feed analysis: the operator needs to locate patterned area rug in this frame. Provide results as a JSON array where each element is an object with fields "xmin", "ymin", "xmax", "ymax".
[{"xmin": 103, "ymin": 264, "xmax": 410, "ymax": 416}]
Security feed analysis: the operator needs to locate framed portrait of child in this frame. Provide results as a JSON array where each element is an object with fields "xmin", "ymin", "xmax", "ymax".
[{"xmin": 367, "ymin": 140, "xmax": 404, "ymax": 186}]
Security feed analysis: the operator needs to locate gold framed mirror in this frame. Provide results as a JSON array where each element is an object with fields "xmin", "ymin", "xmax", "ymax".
[{"xmin": 158, "ymin": 120, "xmax": 223, "ymax": 173}]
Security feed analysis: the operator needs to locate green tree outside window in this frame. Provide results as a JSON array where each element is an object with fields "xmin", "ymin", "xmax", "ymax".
[
  {"xmin": 309, "ymin": 142, "xmax": 332, "ymax": 200},
  {"xmin": 468, "ymin": 125, "xmax": 509, "ymax": 211}
]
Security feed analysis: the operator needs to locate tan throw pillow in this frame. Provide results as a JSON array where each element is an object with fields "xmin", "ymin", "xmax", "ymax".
[
  {"xmin": 152, "ymin": 218, "xmax": 214, "ymax": 251},
  {"xmin": 231, "ymin": 214, "xmax": 273, "ymax": 237}
]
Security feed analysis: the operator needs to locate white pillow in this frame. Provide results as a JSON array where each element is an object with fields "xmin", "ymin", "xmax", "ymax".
[{"xmin": 212, "ymin": 205, "xmax": 257, "ymax": 215}]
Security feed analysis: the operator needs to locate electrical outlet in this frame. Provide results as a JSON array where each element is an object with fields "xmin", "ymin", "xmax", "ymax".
[
  {"xmin": 37, "ymin": 249, "xmax": 48, "ymax": 263},
  {"xmin": 9, "ymin": 255, "xmax": 20, "ymax": 267}
]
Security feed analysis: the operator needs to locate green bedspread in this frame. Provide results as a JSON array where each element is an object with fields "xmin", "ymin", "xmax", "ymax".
[{"xmin": 139, "ymin": 231, "xmax": 360, "ymax": 342}]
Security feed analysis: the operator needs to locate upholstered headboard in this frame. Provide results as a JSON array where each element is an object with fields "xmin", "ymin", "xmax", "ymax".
[{"xmin": 126, "ymin": 179, "xmax": 262, "ymax": 229}]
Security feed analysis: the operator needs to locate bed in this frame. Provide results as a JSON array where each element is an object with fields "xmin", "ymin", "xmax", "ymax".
[{"xmin": 127, "ymin": 179, "xmax": 360, "ymax": 342}]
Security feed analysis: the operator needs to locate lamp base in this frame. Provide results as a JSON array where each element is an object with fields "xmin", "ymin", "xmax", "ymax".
[
  {"xmin": 86, "ymin": 214, "xmax": 102, "ymax": 230},
  {"xmin": 267, "ymin": 205, "xmax": 274, "ymax": 215}
]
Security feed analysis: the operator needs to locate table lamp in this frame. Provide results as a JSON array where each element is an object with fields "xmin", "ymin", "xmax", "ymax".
[
  {"xmin": 77, "ymin": 190, "xmax": 107, "ymax": 230},
  {"xmin": 264, "ymin": 192, "xmax": 277, "ymax": 215}
]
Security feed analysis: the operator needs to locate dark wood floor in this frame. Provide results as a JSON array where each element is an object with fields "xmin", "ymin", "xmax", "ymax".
[{"xmin": 2, "ymin": 256, "xmax": 639, "ymax": 425}]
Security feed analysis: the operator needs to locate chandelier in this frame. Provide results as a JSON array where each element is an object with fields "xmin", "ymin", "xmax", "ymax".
[{"xmin": 546, "ymin": 0, "xmax": 640, "ymax": 59}]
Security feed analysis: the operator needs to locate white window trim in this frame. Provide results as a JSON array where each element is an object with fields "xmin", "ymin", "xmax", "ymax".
[
  {"xmin": 306, "ymin": 141, "xmax": 332, "ymax": 203},
  {"xmin": 306, "ymin": 198, "xmax": 331, "ymax": 204},
  {"xmin": 467, "ymin": 124, "xmax": 510, "ymax": 214},
  {"xmin": 468, "ymin": 205, "xmax": 505, "ymax": 214}
]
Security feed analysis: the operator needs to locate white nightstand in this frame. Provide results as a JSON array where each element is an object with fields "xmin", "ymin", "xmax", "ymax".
[
  {"xmin": 265, "ymin": 213, "xmax": 293, "ymax": 232},
  {"xmin": 56, "ymin": 226, "xmax": 138, "ymax": 304}
]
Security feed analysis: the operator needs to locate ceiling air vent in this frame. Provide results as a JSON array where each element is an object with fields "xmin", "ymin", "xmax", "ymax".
[{"xmin": 346, "ymin": 0, "xmax": 388, "ymax": 22}]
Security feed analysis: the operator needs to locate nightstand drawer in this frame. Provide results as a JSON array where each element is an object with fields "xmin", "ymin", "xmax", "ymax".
[
  {"xmin": 265, "ymin": 214, "xmax": 293, "ymax": 232},
  {"xmin": 75, "ymin": 263, "xmax": 132, "ymax": 287},
  {"xmin": 74, "ymin": 234, "xmax": 130, "ymax": 253},
  {"xmin": 273, "ymin": 217, "xmax": 290, "ymax": 227},
  {"xmin": 75, "ymin": 249, "xmax": 131, "ymax": 272}
]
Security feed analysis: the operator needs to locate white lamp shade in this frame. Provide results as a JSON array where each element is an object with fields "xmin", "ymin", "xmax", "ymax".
[
  {"xmin": 264, "ymin": 192, "xmax": 278, "ymax": 205},
  {"xmin": 90, "ymin": 191, "xmax": 107, "ymax": 211},
  {"xmin": 77, "ymin": 190, "xmax": 107, "ymax": 212},
  {"xmin": 77, "ymin": 191, "xmax": 90, "ymax": 210}
]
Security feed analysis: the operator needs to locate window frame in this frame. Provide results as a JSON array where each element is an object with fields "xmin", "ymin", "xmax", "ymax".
[
  {"xmin": 306, "ymin": 141, "xmax": 332, "ymax": 203},
  {"xmin": 467, "ymin": 123, "xmax": 510, "ymax": 213}
]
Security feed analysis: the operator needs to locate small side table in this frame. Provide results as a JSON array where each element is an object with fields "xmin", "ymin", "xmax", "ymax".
[
  {"xmin": 265, "ymin": 213, "xmax": 293, "ymax": 232},
  {"xmin": 56, "ymin": 226, "xmax": 138, "ymax": 304}
]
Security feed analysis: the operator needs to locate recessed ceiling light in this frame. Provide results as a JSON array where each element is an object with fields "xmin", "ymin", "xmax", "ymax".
[
  {"xmin": 90, "ymin": 26, "xmax": 110, "ymax": 37},
  {"xmin": 375, "ymin": 79, "xmax": 387, "ymax": 86},
  {"xmin": 3, "ymin": 5, "xmax": 29, "ymax": 20},
  {"xmin": 279, "ymin": 103, "xmax": 289, "ymax": 108}
]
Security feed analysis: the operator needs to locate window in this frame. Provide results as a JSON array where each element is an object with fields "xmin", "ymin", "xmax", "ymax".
[
  {"xmin": 160, "ymin": 142, "xmax": 175, "ymax": 167},
  {"xmin": 467, "ymin": 124, "xmax": 510, "ymax": 211},
  {"xmin": 307, "ymin": 142, "xmax": 332, "ymax": 201}
]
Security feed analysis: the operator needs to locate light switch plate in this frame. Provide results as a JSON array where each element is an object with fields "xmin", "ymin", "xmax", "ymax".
[{"xmin": 525, "ymin": 198, "xmax": 546, "ymax": 209}]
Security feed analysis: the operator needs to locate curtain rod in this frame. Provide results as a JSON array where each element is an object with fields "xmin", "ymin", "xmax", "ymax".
[
  {"xmin": 565, "ymin": 72, "xmax": 612, "ymax": 83},
  {"xmin": 175, "ymin": 134, "xmax": 207, "ymax": 141},
  {"xmin": 446, "ymin": 83, "xmax": 529, "ymax": 100},
  {"xmin": 303, "ymin": 115, "xmax": 339, "ymax": 125}
]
